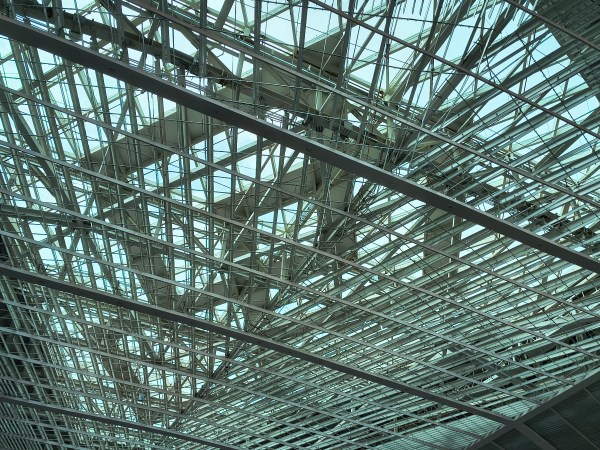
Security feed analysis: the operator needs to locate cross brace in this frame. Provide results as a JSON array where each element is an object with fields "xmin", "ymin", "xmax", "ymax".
[
  {"xmin": 0, "ymin": 262, "xmax": 512, "ymax": 424},
  {"xmin": 0, "ymin": 15, "xmax": 598, "ymax": 275},
  {"xmin": 0, "ymin": 395, "xmax": 239, "ymax": 450}
]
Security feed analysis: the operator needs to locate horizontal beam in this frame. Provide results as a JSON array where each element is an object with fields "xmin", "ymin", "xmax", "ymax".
[
  {"xmin": 0, "ymin": 86, "xmax": 594, "ymax": 332},
  {"xmin": 2, "ymin": 139, "xmax": 594, "ymax": 377},
  {"xmin": 502, "ymin": 0, "xmax": 600, "ymax": 54},
  {"xmin": 310, "ymin": 0, "xmax": 600, "ymax": 144},
  {"xmin": 513, "ymin": 424, "xmax": 558, "ymax": 450},
  {"xmin": 125, "ymin": 0, "xmax": 600, "ymax": 210},
  {"xmin": 0, "ymin": 395, "xmax": 239, "ymax": 450},
  {"xmin": 469, "ymin": 368, "xmax": 600, "ymax": 449},
  {"xmin": 0, "ymin": 412, "xmax": 172, "ymax": 450},
  {"xmin": 0, "ymin": 262, "xmax": 512, "ymax": 424},
  {"xmin": 0, "ymin": 14, "xmax": 597, "ymax": 274}
]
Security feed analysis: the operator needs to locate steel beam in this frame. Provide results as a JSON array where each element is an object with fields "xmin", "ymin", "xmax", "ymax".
[
  {"xmin": 309, "ymin": 0, "xmax": 600, "ymax": 145},
  {"xmin": 502, "ymin": 0, "xmax": 600, "ymax": 54},
  {"xmin": 2, "ymin": 138, "xmax": 597, "ymax": 369},
  {"xmin": 0, "ymin": 81, "xmax": 583, "ymax": 313},
  {"xmin": 468, "ymin": 369, "xmax": 600, "ymax": 449},
  {"xmin": 0, "ymin": 15, "xmax": 598, "ymax": 276},
  {"xmin": 0, "ymin": 326, "xmax": 449, "ymax": 449},
  {"xmin": 123, "ymin": 0, "xmax": 600, "ymax": 211},
  {"xmin": 0, "ymin": 413, "xmax": 172, "ymax": 450},
  {"xmin": 0, "ymin": 395, "xmax": 239, "ymax": 450},
  {"xmin": 513, "ymin": 424, "xmax": 558, "ymax": 450},
  {"xmin": 0, "ymin": 262, "xmax": 512, "ymax": 424}
]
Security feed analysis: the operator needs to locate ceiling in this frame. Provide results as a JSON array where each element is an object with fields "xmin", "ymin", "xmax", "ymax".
[{"xmin": 0, "ymin": 0, "xmax": 599, "ymax": 448}]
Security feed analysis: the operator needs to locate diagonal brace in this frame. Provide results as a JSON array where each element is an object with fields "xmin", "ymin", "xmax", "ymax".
[{"xmin": 0, "ymin": 15, "xmax": 598, "ymax": 274}]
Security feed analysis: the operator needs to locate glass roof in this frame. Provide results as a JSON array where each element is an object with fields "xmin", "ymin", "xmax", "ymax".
[{"xmin": 0, "ymin": 0, "xmax": 600, "ymax": 448}]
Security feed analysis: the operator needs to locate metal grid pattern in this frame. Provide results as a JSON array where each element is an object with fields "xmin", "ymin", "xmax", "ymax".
[{"xmin": 0, "ymin": 0, "xmax": 599, "ymax": 448}]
